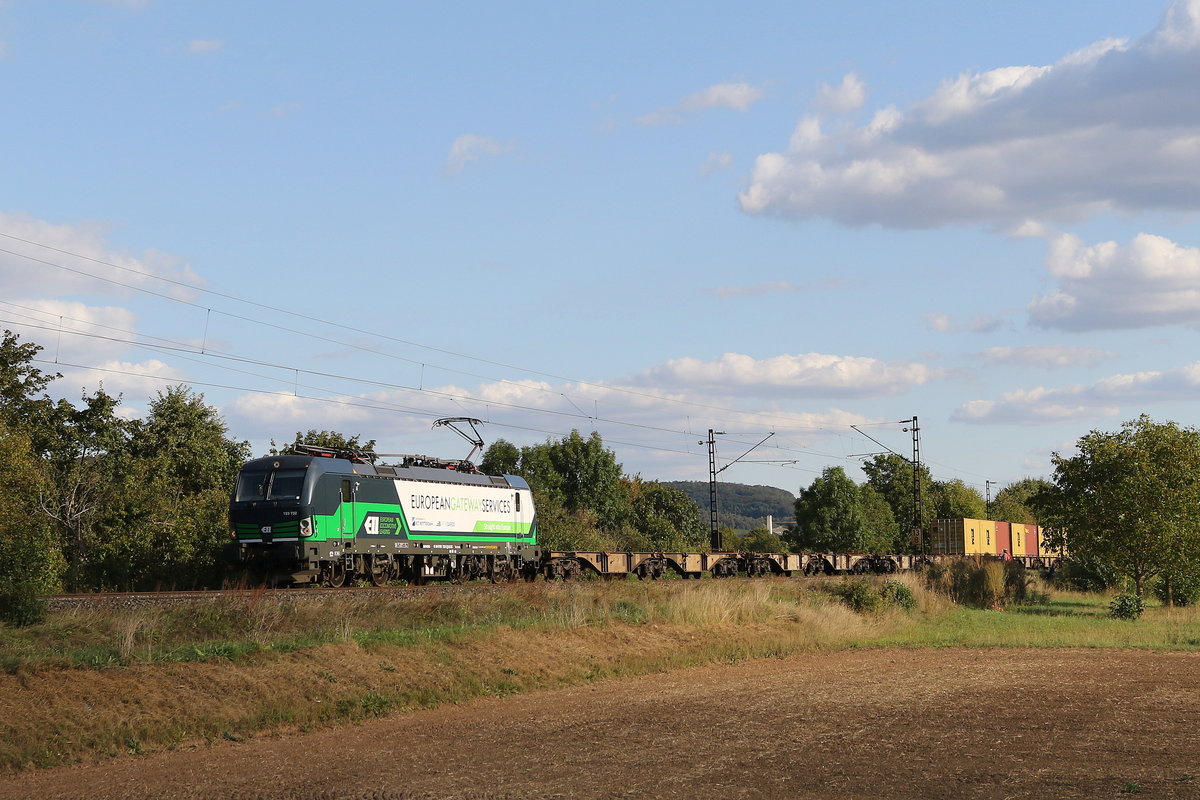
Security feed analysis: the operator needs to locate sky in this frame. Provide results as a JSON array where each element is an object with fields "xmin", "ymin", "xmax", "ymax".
[{"xmin": 2, "ymin": 0, "xmax": 1199, "ymax": 499}]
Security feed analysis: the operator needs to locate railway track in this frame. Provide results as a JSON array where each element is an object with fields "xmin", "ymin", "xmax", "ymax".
[
  {"xmin": 47, "ymin": 582, "xmax": 513, "ymax": 610},
  {"xmin": 47, "ymin": 572, "xmax": 839, "ymax": 610}
]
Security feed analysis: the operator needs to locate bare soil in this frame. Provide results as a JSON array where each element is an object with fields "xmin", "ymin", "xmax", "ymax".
[{"xmin": 3, "ymin": 647, "xmax": 1198, "ymax": 800}]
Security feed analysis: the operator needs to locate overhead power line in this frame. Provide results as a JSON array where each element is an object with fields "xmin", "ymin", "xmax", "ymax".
[
  {"xmin": 0, "ymin": 233, "xmax": 851, "ymax": 429},
  {"xmin": 1, "ymin": 232, "xmax": 997, "ymax": 486}
]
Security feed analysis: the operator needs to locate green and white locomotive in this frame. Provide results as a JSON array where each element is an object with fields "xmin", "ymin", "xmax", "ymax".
[{"xmin": 228, "ymin": 442, "xmax": 540, "ymax": 586}]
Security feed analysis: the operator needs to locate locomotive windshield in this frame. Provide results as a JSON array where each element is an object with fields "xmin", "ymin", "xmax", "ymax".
[{"xmin": 234, "ymin": 468, "xmax": 307, "ymax": 501}]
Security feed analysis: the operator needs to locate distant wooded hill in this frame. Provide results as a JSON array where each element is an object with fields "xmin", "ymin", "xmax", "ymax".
[{"xmin": 664, "ymin": 481, "xmax": 796, "ymax": 532}]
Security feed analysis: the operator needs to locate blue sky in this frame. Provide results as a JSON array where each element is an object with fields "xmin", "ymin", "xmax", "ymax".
[{"xmin": 2, "ymin": 0, "xmax": 1198, "ymax": 498}]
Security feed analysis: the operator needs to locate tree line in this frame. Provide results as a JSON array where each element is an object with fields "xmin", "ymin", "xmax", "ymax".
[
  {"xmin": 790, "ymin": 418, "xmax": 1200, "ymax": 604},
  {"xmin": 0, "ymin": 331, "xmax": 708, "ymax": 607},
  {"xmin": 789, "ymin": 456, "xmax": 1048, "ymax": 555},
  {"xmin": 479, "ymin": 433, "xmax": 707, "ymax": 553},
  {"xmin": 2, "ymin": 326, "xmax": 1197, "ymax": 617}
]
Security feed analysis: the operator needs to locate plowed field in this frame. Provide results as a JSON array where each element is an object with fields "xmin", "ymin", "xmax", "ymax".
[{"xmin": 4, "ymin": 647, "xmax": 1198, "ymax": 799}]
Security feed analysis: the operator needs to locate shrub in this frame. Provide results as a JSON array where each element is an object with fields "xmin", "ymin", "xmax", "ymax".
[
  {"xmin": 1151, "ymin": 571, "xmax": 1200, "ymax": 607},
  {"xmin": 827, "ymin": 578, "xmax": 916, "ymax": 613},
  {"xmin": 923, "ymin": 557, "xmax": 1036, "ymax": 609},
  {"xmin": 0, "ymin": 529, "xmax": 55, "ymax": 627},
  {"xmin": 0, "ymin": 577, "xmax": 47, "ymax": 627},
  {"xmin": 1055, "ymin": 556, "xmax": 1119, "ymax": 592},
  {"xmin": 880, "ymin": 579, "xmax": 916, "ymax": 610},
  {"xmin": 830, "ymin": 579, "xmax": 882, "ymax": 613},
  {"xmin": 1108, "ymin": 593, "xmax": 1145, "ymax": 620}
]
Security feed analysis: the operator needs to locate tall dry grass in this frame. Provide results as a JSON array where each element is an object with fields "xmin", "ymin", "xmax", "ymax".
[
  {"xmin": 922, "ymin": 557, "xmax": 1033, "ymax": 609},
  {"xmin": 4, "ymin": 575, "xmax": 1194, "ymax": 773}
]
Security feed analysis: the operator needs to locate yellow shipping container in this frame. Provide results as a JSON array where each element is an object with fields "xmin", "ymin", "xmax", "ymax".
[
  {"xmin": 1037, "ymin": 526, "xmax": 1059, "ymax": 559},
  {"xmin": 932, "ymin": 518, "xmax": 997, "ymax": 556}
]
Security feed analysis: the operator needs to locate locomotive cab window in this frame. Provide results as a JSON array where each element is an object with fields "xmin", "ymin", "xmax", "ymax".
[
  {"xmin": 341, "ymin": 480, "xmax": 353, "ymax": 502},
  {"xmin": 235, "ymin": 468, "xmax": 306, "ymax": 501},
  {"xmin": 235, "ymin": 471, "xmax": 269, "ymax": 502},
  {"xmin": 267, "ymin": 469, "xmax": 306, "ymax": 500},
  {"xmin": 515, "ymin": 493, "xmax": 521, "ymax": 512}
]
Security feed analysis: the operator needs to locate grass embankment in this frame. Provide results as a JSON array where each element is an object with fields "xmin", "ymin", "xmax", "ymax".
[{"xmin": 0, "ymin": 576, "xmax": 1195, "ymax": 772}]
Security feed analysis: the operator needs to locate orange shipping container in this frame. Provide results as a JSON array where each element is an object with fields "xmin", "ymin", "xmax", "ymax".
[{"xmin": 995, "ymin": 522, "xmax": 1013, "ymax": 559}]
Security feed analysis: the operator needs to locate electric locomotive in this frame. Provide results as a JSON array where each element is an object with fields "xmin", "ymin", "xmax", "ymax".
[{"xmin": 228, "ymin": 444, "xmax": 540, "ymax": 586}]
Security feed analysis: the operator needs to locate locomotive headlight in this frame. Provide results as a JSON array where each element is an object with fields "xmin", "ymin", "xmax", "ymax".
[{"xmin": 300, "ymin": 517, "xmax": 314, "ymax": 537}]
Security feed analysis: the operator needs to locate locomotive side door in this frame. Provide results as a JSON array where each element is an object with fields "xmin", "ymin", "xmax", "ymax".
[
  {"xmin": 513, "ymin": 490, "xmax": 522, "ymax": 540},
  {"xmin": 339, "ymin": 479, "xmax": 356, "ymax": 539},
  {"xmin": 514, "ymin": 489, "xmax": 530, "ymax": 541}
]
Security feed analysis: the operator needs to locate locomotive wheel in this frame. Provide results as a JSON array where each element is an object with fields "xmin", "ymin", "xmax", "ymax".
[
  {"xmin": 367, "ymin": 555, "xmax": 390, "ymax": 587},
  {"xmin": 488, "ymin": 558, "xmax": 514, "ymax": 584},
  {"xmin": 326, "ymin": 561, "xmax": 348, "ymax": 588}
]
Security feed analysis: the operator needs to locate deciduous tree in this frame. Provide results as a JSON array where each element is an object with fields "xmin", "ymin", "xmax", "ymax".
[
  {"xmin": 1035, "ymin": 416, "xmax": 1200, "ymax": 598},
  {"xmin": 625, "ymin": 477, "xmax": 706, "ymax": 551},
  {"xmin": 270, "ymin": 430, "xmax": 376, "ymax": 456},
  {"xmin": 990, "ymin": 478, "xmax": 1051, "ymax": 525},
  {"xmin": 932, "ymin": 479, "xmax": 986, "ymax": 520},
  {"xmin": 861, "ymin": 454, "xmax": 937, "ymax": 550},
  {"xmin": 480, "ymin": 439, "xmax": 520, "ymax": 475},
  {"xmin": 859, "ymin": 484, "xmax": 898, "ymax": 553},
  {"xmin": 792, "ymin": 467, "xmax": 864, "ymax": 552}
]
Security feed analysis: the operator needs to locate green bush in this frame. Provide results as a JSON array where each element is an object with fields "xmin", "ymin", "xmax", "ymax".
[
  {"xmin": 1055, "ymin": 556, "xmax": 1119, "ymax": 592},
  {"xmin": 880, "ymin": 579, "xmax": 916, "ymax": 610},
  {"xmin": 1108, "ymin": 593, "xmax": 1145, "ymax": 620},
  {"xmin": 828, "ymin": 578, "xmax": 916, "ymax": 613},
  {"xmin": 1151, "ymin": 571, "xmax": 1200, "ymax": 607},
  {"xmin": 830, "ymin": 579, "xmax": 882, "ymax": 613},
  {"xmin": 0, "ymin": 578, "xmax": 47, "ymax": 627}
]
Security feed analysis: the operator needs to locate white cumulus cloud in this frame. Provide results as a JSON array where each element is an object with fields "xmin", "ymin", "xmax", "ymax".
[
  {"xmin": 815, "ymin": 73, "xmax": 866, "ymax": 114},
  {"xmin": 700, "ymin": 152, "xmax": 733, "ymax": 176},
  {"xmin": 952, "ymin": 361, "xmax": 1200, "ymax": 424},
  {"xmin": 1029, "ymin": 232, "xmax": 1200, "ymax": 330},
  {"xmin": 0, "ymin": 212, "xmax": 202, "ymax": 300},
  {"xmin": 740, "ymin": 0, "xmax": 1200, "ymax": 228},
  {"xmin": 922, "ymin": 311, "xmax": 1005, "ymax": 333},
  {"xmin": 705, "ymin": 279, "xmax": 846, "ymax": 298},
  {"xmin": 188, "ymin": 40, "xmax": 223, "ymax": 54},
  {"xmin": 637, "ymin": 352, "xmax": 942, "ymax": 397}
]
